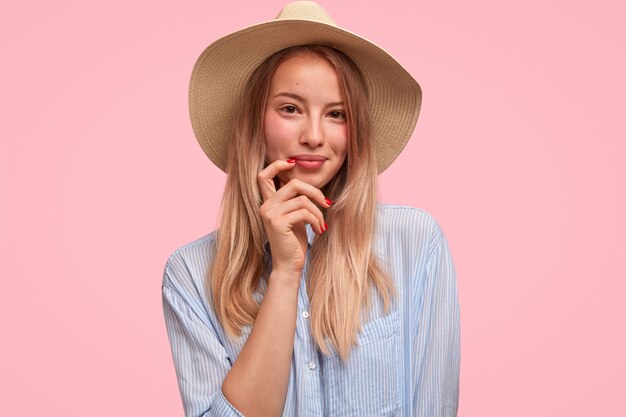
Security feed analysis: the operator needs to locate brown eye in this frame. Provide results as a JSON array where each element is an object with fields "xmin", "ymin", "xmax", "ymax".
[
  {"xmin": 282, "ymin": 105, "xmax": 298, "ymax": 114},
  {"xmin": 328, "ymin": 110, "xmax": 346, "ymax": 119}
]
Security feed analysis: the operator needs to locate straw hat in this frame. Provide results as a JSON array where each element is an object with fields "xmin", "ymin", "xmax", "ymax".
[{"xmin": 189, "ymin": 1, "xmax": 421, "ymax": 174}]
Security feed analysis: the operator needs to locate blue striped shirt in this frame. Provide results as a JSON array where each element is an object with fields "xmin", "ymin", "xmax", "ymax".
[{"xmin": 162, "ymin": 204, "xmax": 460, "ymax": 416}]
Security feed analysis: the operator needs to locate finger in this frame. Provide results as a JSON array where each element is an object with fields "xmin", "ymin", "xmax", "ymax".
[
  {"xmin": 257, "ymin": 159, "xmax": 296, "ymax": 202},
  {"xmin": 273, "ymin": 178, "xmax": 332, "ymax": 209},
  {"xmin": 265, "ymin": 195, "xmax": 325, "ymax": 233},
  {"xmin": 281, "ymin": 208, "xmax": 325, "ymax": 235}
]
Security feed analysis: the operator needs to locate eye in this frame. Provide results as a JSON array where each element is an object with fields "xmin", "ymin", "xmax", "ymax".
[
  {"xmin": 328, "ymin": 110, "xmax": 346, "ymax": 120},
  {"xmin": 280, "ymin": 105, "xmax": 299, "ymax": 114}
]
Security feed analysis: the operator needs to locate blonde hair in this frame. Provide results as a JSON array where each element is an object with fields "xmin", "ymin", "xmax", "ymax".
[{"xmin": 209, "ymin": 45, "xmax": 394, "ymax": 360}]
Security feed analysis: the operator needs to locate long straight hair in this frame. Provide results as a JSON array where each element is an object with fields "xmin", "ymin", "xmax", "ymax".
[{"xmin": 209, "ymin": 45, "xmax": 394, "ymax": 361}]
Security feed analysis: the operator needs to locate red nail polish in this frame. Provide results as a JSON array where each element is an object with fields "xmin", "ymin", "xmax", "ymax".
[
  {"xmin": 324, "ymin": 223, "xmax": 329, "ymax": 231},
  {"xmin": 324, "ymin": 198, "xmax": 332, "ymax": 206},
  {"xmin": 287, "ymin": 159, "xmax": 296, "ymax": 163}
]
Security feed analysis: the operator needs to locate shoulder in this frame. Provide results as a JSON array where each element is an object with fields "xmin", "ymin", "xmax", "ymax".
[
  {"xmin": 373, "ymin": 204, "xmax": 449, "ymax": 271},
  {"xmin": 375, "ymin": 203, "xmax": 445, "ymax": 244},
  {"xmin": 162, "ymin": 231, "xmax": 217, "ymax": 304}
]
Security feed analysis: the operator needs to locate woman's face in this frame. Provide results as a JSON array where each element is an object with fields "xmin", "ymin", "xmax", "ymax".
[{"xmin": 263, "ymin": 52, "xmax": 349, "ymax": 189}]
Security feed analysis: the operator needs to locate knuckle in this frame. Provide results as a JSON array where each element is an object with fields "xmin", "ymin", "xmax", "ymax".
[
  {"xmin": 289, "ymin": 178, "xmax": 303, "ymax": 188},
  {"xmin": 267, "ymin": 215, "xmax": 282, "ymax": 229}
]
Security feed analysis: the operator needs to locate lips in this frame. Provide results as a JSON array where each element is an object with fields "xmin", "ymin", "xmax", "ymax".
[{"xmin": 291, "ymin": 154, "xmax": 327, "ymax": 170}]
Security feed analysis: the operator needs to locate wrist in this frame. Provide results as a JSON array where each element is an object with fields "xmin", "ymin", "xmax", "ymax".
[{"xmin": 268, "ymin": 269, "xmax": 302, "ymax": 292}]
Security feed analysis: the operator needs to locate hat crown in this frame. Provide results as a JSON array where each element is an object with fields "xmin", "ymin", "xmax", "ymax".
[{"xmin": 275, "ymin": 1, "xmax": 336, "ymax": 26}]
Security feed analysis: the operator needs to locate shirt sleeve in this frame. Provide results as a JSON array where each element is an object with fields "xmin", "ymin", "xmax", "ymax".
[
  {"xmin": 413, "ymin": 222, "xmax": 461, "ymax": 416},
  {"xmin": 162, "ymin": 270, "xmax": 244, "ymax": 417}
]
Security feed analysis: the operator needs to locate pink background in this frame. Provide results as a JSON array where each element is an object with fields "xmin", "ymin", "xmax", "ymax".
[{"xmin": 1, "ymin": 0, "xmax": 624, "ymax": 415}]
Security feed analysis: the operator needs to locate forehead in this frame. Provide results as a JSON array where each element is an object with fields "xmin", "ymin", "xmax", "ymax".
[{"xmin": 269, "ymin": 52, "xmax": 342, "ymax": 95}]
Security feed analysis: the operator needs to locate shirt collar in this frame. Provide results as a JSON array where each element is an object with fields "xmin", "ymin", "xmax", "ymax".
[{"xmin": 305, "ymin": 223, "xmax": 315, "ymax": 247}]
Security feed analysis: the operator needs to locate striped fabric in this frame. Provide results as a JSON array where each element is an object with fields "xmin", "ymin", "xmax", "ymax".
[{"xmin": 162, "ymin": 204, "xmax": 460, "ymax": 417}]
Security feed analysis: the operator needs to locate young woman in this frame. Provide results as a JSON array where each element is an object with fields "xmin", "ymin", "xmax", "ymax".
[{"xmin": 162, "ymin": 2, "xmax": 460, "ymax": 416}]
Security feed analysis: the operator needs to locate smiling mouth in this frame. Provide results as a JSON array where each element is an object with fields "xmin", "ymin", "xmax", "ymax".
[{"xmin": 291, "ymin": 154, "xmax": 327, "ymax": 170}]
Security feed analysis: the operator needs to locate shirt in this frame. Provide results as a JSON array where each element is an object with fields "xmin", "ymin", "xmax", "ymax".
[{"xmin": 162, "ymin": 204, "xmax": 460, "ymax": 417}]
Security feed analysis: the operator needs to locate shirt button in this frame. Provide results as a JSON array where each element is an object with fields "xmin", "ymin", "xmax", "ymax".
[
  {"xmin": 308, "ymin": 361, "xmax": 317, "ymax": 370},
  {"xmin": 302, "ymin": 311, "xmax": 310, "ymax": 319}
]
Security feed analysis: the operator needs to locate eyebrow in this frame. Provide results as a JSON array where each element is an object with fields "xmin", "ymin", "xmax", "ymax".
[{"xmin": 273, "ymin": 92, "xmax": 344, "ymax": 108}]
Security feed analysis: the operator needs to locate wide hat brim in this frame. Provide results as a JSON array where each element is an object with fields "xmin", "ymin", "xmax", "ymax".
[{"xmin": 189, "ymin": 1, "xmax": 422, "ymax": 174}]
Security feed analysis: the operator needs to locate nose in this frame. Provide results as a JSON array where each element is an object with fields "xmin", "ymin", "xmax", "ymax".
[{"xmin": 300, "ymin": 117, "xmax": 324, "ymax": 148}]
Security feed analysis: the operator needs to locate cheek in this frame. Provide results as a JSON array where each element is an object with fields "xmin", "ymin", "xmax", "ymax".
[
  {"xmin": 264, "ymin": 129, "xmax": 283, "ymax": 161},
  {"xmin": 263, "ymin": 113, "xmax": 281, "ymax": 160},
  {"xmin": 264, "ymin": 112, "xmax": 296, "ymax": 157},
  {"xmin": 331, "ymin": 125, "xmax": 349, "ymax": 158}
]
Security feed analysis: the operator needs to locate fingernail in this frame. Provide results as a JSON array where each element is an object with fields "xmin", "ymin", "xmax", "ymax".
[
  {"xmin": 324, "ymin": 222, "xmax": 329, "ymax": 231},
  {"xmin": 324, "ymin": 198, "xmax": 332, "ymax": 206},
  {"xmin": 287, "ymin": 159, "xmax": 296, "ymax": 163}
]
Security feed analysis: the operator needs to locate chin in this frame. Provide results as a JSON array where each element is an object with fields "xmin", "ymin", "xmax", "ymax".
[{"xmin": 279, "ymin": 171, "xmax": 332, "ymax": 189}]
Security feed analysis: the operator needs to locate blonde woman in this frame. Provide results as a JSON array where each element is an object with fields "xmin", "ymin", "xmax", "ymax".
[{"xmin": 162, "ymin": 2, "xmax": 460, "ymax": 416}]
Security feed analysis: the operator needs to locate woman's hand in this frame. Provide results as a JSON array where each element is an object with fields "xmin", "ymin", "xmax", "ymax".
[{"xmin": 257, "ymin": 159, "xmax": 331, "ymax": 279}]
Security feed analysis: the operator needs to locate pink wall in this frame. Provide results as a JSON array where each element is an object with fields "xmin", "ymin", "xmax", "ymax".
[{"xmin": 1, "ymin": 0, "xmax": 624, "ymax": 415}]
